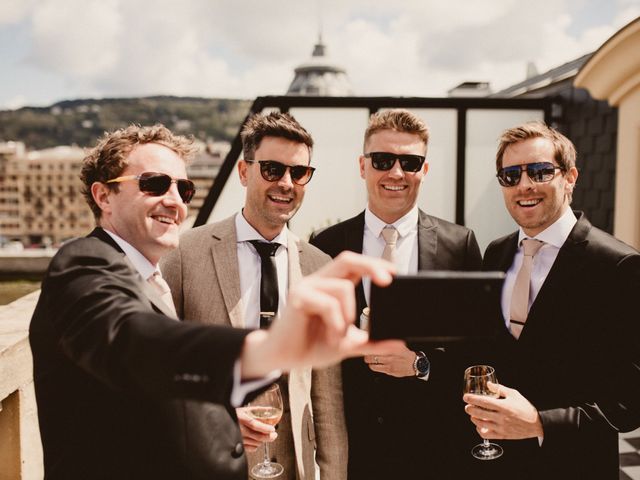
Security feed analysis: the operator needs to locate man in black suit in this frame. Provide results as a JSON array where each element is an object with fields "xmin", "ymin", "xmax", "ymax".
[
  {"xmin": 29, "ymin": 124, "xmax": 401, "ymax": 480},
  {"xmin": 464, "ymin": 121, "xmax": 640, "ymax": 479},
  {"xmin": 310, "ymin": 109, "xmax": 482, "ymax": 479}
]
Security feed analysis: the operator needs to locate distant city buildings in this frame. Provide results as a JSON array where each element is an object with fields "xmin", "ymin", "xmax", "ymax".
[{"xmin": 0, "ymin": 140, "xmax": 229, "ymax": 247}]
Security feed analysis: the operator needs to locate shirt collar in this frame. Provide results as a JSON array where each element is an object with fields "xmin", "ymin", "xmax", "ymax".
[
  {"xmin": 235, "ymin": 211, "xmax": 288, "ymax": 247},
  {"xmin": 102, "ymin": 228, "xmax": 157, "ymax": 280},
  {"xmin": 365, "ymin": 206, "xmax": 419, "ymax": 238},
  {"xmin": 517, "ymin": 207, "xmax": 577, "ymax": 248}
]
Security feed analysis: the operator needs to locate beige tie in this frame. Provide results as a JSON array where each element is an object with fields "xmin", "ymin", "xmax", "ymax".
[
  {"xmin": 148, "ymin": 271, "xmax": 177, "ymax": 317},
  {"xmin": 509, "ymin": 238, "xmax": 545, "ymax": 339},
  {"xmin": 381, "ymin": 225, "xmax": 399, "ymax": 264}
]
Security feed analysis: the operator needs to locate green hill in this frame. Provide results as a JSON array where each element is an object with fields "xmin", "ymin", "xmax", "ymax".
[{"xmin": 0, "ymin": 96, "xmax": 253, "ymax": 149}]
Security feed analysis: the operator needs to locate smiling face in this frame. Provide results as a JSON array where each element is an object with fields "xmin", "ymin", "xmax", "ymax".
[
  {"xmin": 238, "ymin": 136, "xmax": 310, "ymax": 240},
  {"xmin": 360, "ymin": 129, "xmax": 428, "ymax": 224},
  {"xmin": 93, "ymin": 143, "xmax": 188, "ymax": 265},
  {"xmin": 501, "ymin": 137, "xmax": 578, "ymax": 237}
]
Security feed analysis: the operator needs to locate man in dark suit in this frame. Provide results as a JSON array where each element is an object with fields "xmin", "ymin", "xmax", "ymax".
[
  {"xmin": 464, "ymin": 121, "xmax": 640, "ymax": 479},
  {"xmin": 29, "ymin": 124, "xmax": 402, "ymax": 480},
  {"xmin": 310, "ymin": 109, "xmax": 482, "ymax": 479}
]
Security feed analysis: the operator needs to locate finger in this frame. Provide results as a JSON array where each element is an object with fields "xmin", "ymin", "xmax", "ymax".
[
  {"xmin": 352, "ymin": 339, "xmax": 407, "ymax": 358},
  {"xmin": 463, "ymin": 393, "xmax": 502, "ymax": 411},
  {"xmin": 315, "ymin": 251, "xmax": 395, "ymax": 286},
  {"xmin": 465, "ymin": 405, "xmax": 500, "ymax": 422},
  {"xmin": 293, "ymin": 278, "xmax": 355, "ymax": 336},
  {"xmin": 487, "ymin": 381, "xmax": 507, "ymax": 397},
  {"xmin": 367, "ymin": 362, "xmax": 387, "ymax": 374}
]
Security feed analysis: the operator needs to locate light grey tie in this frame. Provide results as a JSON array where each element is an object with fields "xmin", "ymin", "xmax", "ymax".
[
  {"xmin": 381, "ymin": 225, "xmax": 399, "ymax": 264},
  {"xmin": 509, "ymin": 238, "xmax": 545, "ymax": 339},
  {"xmin": 148, "ymin": 270, "xmax": 177, "ymax": 317}
]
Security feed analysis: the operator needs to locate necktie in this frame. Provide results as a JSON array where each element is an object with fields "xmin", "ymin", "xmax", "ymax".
[
  {"xmin": 148, "ymin": 270, "xmax": 177, "ymax": 317},
  {"xmin": 509, "ymin": 238, "xmax": 545, "ymax": 339},
  {"xmin": 381, "ymin": 225, "xmax": 398, "ymax": 264},
  {"xmin": 249, "ymin": 240, "xmax": 280, "ymax": 329}
]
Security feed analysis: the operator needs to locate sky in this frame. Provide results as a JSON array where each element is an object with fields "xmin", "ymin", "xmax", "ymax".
[{"xmin": 0, "ymin": 0, "xmax": 639, "ymax": 110}]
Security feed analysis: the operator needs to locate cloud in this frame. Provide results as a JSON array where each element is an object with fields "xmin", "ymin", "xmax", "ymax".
[{"xmin": 0, "ymin": 0, "xmax": 37, "ymax": 25}]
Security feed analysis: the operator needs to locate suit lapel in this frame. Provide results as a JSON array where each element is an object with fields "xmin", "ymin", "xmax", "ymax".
[
  {"xmin": 348, "ymin": 212, "xmax": 368, "ymax": 310},
  {"xmin": 286, "ymin": 231, "xmax": 312, "ymax": 480},
  {"xmin": 417, "ymin": 210, "xmax": 438, "ymax": 270},
  {"xmin": 210, "ymin": 217, "xmax": 244, "ymax": 328}
]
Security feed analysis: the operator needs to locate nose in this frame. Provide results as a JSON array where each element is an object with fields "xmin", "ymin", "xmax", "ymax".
[
  {"xmin": 163, "ymin": 181, "xmax": 184, "ymax": 205},
  {"xmin": 517, "ymin": 168, "xmax": 536, "ymax": 190},
  {"xmin": 387, "ymin": 159, "xmax": 405, "ymax": 179},
  {"xmin": 276, "ymin": 168, "xmax": 294, "ymax": 189}
]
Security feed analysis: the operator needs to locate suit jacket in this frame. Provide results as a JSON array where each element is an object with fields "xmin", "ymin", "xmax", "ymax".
[
  {"xmin": 29, "ymin": 228, "xmax": 254, "ymax": 480},
  {"xmin": 477, "ymin": 211, "xmax": 640, "ymax": 480},
  {"xmin": 161, "ymin": 215, "xmax": 348, "ymax": 480},
  {"xmin": 310, "ymin": 209, "xmax": 483, "ymax": 479}
]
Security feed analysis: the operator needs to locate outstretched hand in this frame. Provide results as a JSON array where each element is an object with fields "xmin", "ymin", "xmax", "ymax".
[{"xmin": 241, "ymin": 251, "xmax": 406, "ymax": 378}]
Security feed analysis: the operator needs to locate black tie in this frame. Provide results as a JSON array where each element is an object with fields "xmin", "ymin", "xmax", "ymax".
[{"xmin": 249, "ymin": 240, "xmax": 280, "ymax": 328}]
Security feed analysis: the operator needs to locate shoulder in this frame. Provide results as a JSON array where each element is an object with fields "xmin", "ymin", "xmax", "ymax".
[
  {"xmin": 50, "ymin": 235, "xmax": 123, "ymax": 271},
  {"xmin": 297, "ymin": 238, "xmax": 332, "ymax": 266},
  {"xmin": 584, "ymin": 224, "xmax": 639, "ymax": 264},
  {"xmin": 419, "ymin": 211, "xmax": 473, "ymax": 236},
  {"xmin": 309, "ymin": 212, "xmax": 363, "ymax": 248}
]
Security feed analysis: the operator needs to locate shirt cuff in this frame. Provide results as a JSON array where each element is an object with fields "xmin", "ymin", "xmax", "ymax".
[{"xmin": 230, "ymin": 359, "xmax": 281, "ymax": 407}]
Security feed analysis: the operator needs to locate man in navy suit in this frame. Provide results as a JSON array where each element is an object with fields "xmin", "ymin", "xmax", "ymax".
[{"xmin": 464, "ymin": 121, "xmax": 640, "ymax": 479}]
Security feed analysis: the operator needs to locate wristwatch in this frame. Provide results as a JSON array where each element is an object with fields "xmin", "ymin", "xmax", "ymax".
[{"xmin": 413, "ymin": 351, "xmax": 430, "ymax": 378}]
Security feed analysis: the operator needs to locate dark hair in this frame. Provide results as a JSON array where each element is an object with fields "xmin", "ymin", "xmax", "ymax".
[{"xmin": 240, "ymin": 112, "xmax": 313, "ymax": 161}]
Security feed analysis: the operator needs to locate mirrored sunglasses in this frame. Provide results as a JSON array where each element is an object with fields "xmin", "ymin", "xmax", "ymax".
[
  {"xmin": 364, "ymin": 152, "xmax": 426, "ymax": 172},
  {"xmin": 106, "ymin": 171, "xmax": 196, "ymax": 204},
  {"xmin": 496, "ymin": 162, "xmax": 564, "ymax": 187},
  {"xmin": 245, "ymin": 160, "xmax": 315, "ymax": 185}
]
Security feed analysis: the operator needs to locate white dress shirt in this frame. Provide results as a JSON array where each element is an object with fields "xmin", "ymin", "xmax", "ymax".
[
  {"xmin": 104, "ymin": 228, "xmax": 157, "ymax": 282},
  {"xmin": 362, "ymin": 206, "xmax": 419, "ymax": 305},
  {"xmin": 501, "ymin": 208, "xmax": 578, "ymax": 327},
  {"xmin": 235, "ymin": 211, "xmax": 289, "ymax": 329}
]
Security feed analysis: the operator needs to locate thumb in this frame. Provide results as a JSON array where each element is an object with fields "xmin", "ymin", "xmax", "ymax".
[{"xmin": 488, "ymin": 381, "xmax": 511, "ymax": 398}]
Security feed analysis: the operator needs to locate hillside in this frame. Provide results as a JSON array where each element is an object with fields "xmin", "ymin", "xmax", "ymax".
[{"xmin": 0, "ymin": 96, "xmax": 253, "ymax": 149}]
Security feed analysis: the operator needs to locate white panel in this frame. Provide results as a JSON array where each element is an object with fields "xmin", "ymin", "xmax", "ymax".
[
  {"xmin": 287, "ymin": 107, "xmax": 370, "ymax": 239},
  {"xmin": 406, "ymin": 109, "xmax": 458, "ymax": 222},
  {"xmin": 465, "ymin": 109, "xmax": 545, "ymax": 253}
]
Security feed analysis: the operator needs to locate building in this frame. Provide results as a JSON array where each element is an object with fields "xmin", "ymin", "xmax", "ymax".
[
  {"xmin": 0, "ymin": 140, "xmax": 230, "ymax": 245},
  {"xmin": 286, "ymin": 34, "xmax": 354, "ymax": 96}
]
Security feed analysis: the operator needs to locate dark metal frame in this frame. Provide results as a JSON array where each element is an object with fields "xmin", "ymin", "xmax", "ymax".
[{"xmin": 195, "ymin": 95, "xmax": 553, "ymax": 227}]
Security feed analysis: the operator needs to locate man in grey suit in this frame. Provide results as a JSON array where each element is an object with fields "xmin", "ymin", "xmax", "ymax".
[
  {"xmin": 163, "ymin": 112, "xmax": 347, "ymax": 480},
  {"xmin": 310, "ymin": 109, "xmax": 482, "ymax": 479},
  {"xmin": 464, "ymin": 122, "xmax": 640, "ymax": 479}
]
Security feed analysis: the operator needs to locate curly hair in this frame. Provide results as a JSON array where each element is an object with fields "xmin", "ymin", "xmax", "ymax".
[
  {"xmin": 240, "ymin": 112, "xmax": 313, "ymax": 161},
  {"xmin": 80, "ymin": 124, "xmax": 198, "ymax": 220},
  {"xmin": 363, "ymin": 109, "xmax": 430, "ymax": 150}
]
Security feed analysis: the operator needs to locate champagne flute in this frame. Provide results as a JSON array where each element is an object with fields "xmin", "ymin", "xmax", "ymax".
[
  {"xmin": 245, "ymin": 384, "xmax": 284, "ymax": 478},
  {"xmin": 463, "ymin": 365, "xmax": 503, "ymax": 460}
]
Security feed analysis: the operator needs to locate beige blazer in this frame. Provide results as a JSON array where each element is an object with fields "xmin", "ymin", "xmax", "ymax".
[{"xmin": 162, "ymin": 215, "xmax": 347, "ymax": 480}]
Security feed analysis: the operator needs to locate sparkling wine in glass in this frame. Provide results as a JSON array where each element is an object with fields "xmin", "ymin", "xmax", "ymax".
[
  {"xmin": 463, "ymin": 365, "xmax": 503, "ymax": 460},
  {"xmin": 246, "ymin": 384, "xmax": 284, "ymax": 478}
]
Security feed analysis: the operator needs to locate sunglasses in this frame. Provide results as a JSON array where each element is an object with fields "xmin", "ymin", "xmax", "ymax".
[
  {"xmin": 245, "ymin": 160, "xmax": 315, "ymax": 185},
  {"xmin": 106, "ymin": 172, "xmax": 196, "ymax": 204},
  {"xmin": 496, "ymin": 162, "xmax": 564, "ymax": 187},
  {"xmin": 364, "ymin": 152, "xmax": 426, "ymax": 172}
]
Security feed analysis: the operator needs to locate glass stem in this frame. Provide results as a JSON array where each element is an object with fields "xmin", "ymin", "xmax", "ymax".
[
  {"xmin": 263, "ymin": 441, "xmax": 271, "ymax": 465},
  {"xmin": 483, "ymin": 439, "xmax": 491, "ymax": 448}
]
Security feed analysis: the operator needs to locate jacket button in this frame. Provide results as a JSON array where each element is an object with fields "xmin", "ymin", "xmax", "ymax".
[
  {"xmin": 377, "ymin": 416, "xmax": 384, "ymax": 424},
  {"xmin": 232, "ymin": 442, "xmax": 244, "ymax": 458}
]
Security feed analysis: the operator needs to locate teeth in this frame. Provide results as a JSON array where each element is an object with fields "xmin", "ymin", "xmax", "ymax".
[
  {"xmin": 383, "ymin": 185, "xmax": 406, "ymax": 191},
  {"xmin": 153, "ymin": 215, "xmax": 175, "ymax": 224},
  {"xmin": 518, "ymin": 199, "xmax": 541, "ymax": 207},
  {"xmin": 269, "ymin": 195, "xmax": 292, "ymax": 203}
]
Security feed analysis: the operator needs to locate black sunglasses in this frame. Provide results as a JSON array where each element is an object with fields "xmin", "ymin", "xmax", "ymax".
[
  {"xmin": 496, "ymin": 162, "xmax": 564, "ymax": 187},
  {"xmin": 106, "ymin": 172, "xmax": 196, "ymax": 204},
  {"xmin": 245, "ymin": 160, "xmax": 315, "ymax": 185},
  {"xmin": 364, "ymin": 152, "xmax": 426, "ymax": 172}
]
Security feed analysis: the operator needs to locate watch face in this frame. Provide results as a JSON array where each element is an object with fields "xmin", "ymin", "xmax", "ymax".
[{"xmin": 416, "ymin": 357, "xmax": 430, "ymax": 375}]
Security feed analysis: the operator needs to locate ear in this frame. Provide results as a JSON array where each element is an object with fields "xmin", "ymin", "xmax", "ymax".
[
  {"xmin": 564, "ymin": 166, "xmax": 578, "ymax": 194},
  {"xmin": 422, "ymin": 161, "xmax": 429, "ymax": 176},
  {"xmin": 91, "ymin": 182, "xmax": 113, "ymax": 216},
  {"xmin": 238, "ymin": 160, "xmax": 249, "ymax": 187},
  {"xmin": 359, "ymin": 155, "xmax": 366, "ymax": 180}
]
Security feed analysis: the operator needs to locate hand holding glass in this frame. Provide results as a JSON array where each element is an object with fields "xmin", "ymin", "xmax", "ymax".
[
  {"xmin": 245, "ymin": 384, "xmax": 284, "ymax": 478},
  {"xmin": 463, "ymin": 365, "xmax": 503, "ymax": 460}
]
